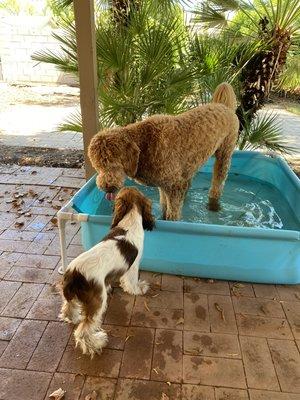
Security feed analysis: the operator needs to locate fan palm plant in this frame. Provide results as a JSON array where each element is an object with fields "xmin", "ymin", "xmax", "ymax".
[{"xmin": 194, "ymin": 0, "xmax": 300, "ymax": 127}]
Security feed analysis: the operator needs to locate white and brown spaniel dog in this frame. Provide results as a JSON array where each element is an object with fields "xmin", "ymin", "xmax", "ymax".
[{"xmin": 60, "ymin": 187, "xmax": 155, "ymax": 357}]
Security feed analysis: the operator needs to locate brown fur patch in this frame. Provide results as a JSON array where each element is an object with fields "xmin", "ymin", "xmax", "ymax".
[
  {"xmin": 116, "ymin": 239, "xmax": 138, "ymax": 267},
  {"xmin": 104, "ymin": 268, "xmax": 125, "ymax": 287},
  {"xmin": 111, "ymin": 187, "xmax": 155, "ymax": 231},
  {"xmin": 63, "ymin": 270, "xmax": 102, "ymax": 320}
]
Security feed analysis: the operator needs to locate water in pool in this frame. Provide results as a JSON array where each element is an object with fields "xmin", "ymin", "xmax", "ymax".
[{"xmin": 96, "ymin": 173, "xmax": 299, "ymax": 231}]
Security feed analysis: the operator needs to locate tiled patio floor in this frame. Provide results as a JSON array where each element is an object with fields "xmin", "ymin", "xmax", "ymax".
[{"xmin": 0, "ymin": 165, "xmax": 299, "ymax": 400}]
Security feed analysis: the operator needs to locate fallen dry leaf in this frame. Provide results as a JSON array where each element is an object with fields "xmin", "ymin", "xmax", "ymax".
[
  {"xmin": 14, "ymin": 221, "xmax": 24, "ymax": 228},
  {"xmin": 175, "ymin": 317, "xmax": 184, "ymax": 325},
  {"xmin": 161, "ymin": 393, "xmax": 169, "ymax": 400},
  {"xmin": 214, "ymin": 302, "xmax": 225, "ymax": 321},
  {"xmin": 151, "ymin": 293, "xmax": 159, "ymax": 298},
  {"xmin": 144, "ymin": 300, "xmax": 151, "ymax": 312},
  {"xmin": 152, "ymin": 367, "xmax": 159, "ymax": 375},
  {"xmin": 295, "ymin": 293, "xmax": 300, "ymax": 300},
  {"xmin": 166, "ymin": 382, "xmax": 171, "ymax": 386},
  {"xmin": 125, "ymin": 335, "xmax": 134, "ymax": 342},
  {"xmin": 233, "ymin": 283, "xmax": 244, "ymax": 288},
  {"xmin": 207, "ymin": 279, "xmax": 214, "ymax": 283},
  {"xmin": 31, "ymin": 170, "xmax": 38, "ymax": 175},
  {"xmin": 24, "ymin": 212, "xmax": 32, "ymax": 217},
  {"xmin": 49, "ymin": 388, "xmax": 65, "ymax": 400},
  {"xmin": 85, "ymin": 391, "xmax": 98, "ymax": 400},
  {"xmin": 51, "ymin": 217, "xmax": 58, "ymax": 226}
]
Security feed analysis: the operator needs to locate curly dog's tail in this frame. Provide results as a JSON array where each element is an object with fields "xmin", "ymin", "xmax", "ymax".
[{"xmin": 212, "ymin": 82, "xmax": 237, "ymax": 110}]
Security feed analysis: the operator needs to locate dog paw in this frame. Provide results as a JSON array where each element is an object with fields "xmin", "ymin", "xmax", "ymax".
[
  {"xmin": 75, "ymin": 329, "xmax": 108, "ymax": 358},
  {"xmin": 120, "ymin": 279, "xmax": 149, "ymax": 295},
  {"xmin": 208, "ymin": 197, "xmax": 221, "ymax": 212},
  {"xmin": 137, "ymin": 280, "xmax": 149, "ymax": 295}
]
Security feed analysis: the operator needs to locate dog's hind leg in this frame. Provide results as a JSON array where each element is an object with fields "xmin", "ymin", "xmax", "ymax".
[
  {"xmin": 74, "ymin": 285, "xmax": 108, "ymax": 358},
  {"xmin": 208, "ymin": 136, "xmax": 236, "ymax": 211},
  {"xmin": 159, "ymin": 188, "xmax": 167, "ymax": 219},
  {"xmin": 59, "ymin": 299, "xmax": 83, "ymax": 324}
]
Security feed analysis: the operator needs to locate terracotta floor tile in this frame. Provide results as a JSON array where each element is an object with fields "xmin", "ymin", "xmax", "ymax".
[
  {"xmin": 0, "ymin": 280, "xmax": 21, "ymax": 312},
  {"xmin": 5, "ymin": 266, "xmax": 52, "ymax": 284},
  {"xmin": 282, "ymin": 301, "xmax": 300, "ymax": 340},
  {"xmin": 240, "ymin": 336, "xmax": 279, "ymax": 390},
  {"xmin": 161, "ymin": 274, "xmax": 183, "ymax": 292},
  {"xmin": 115, "ymin": 378, "xmax": 181, "ymax": 400},
  {"xmin": 0, "ymin": 316, "xmax": 22, "ymax": 340},
  {"xmin": 236, "ymin": 315, "xmax": 293, "ymax": 339},
  {"xmin": 2, "ymin": 282, "xmax": 43, "ymax": 318},
  {"xmin": 0, "ymin": 368, "xmax": 51, "ymax": 400},
  {"xmin": 45, "ymin": 373, "xmax": 85, "ymax": 400},
  {"xmin": 208, "ymin": 294, "xmax": 237, "ymax": 334},
  {"xmin": 249, "ymin": 389, "xmax": 300, "ymax": 399},
  {"xmin": 131, "ymin": 305, "xmax": 184, "ymax": 330},
  {"xmin": 151, "ymin": 329, "xmax": 182, "ymax": 382},
  {"xmin": 27, "ymin": 284, "xmax": 62, "ymax": 320},
  {"xmin": 253, "ymin": 284, "xmax": 279, "ymax": 299},
  {"xmin": 28, "ymin": 321, "xmax": 72, "ymax": 372},
  {"xmin": 15, "ymin": 254, "xmax": 60, "ymax": 269},
  {"xmin": 184, "ymin": 277, "xmax": 230, "ymax": 295},
  {"xmin": 230, "ymin": 282, "xmax": 255, "ymax": 297},
  {"xmin": 215, "ymin": 387, "xmax": 249, "ymax": 400},
  {"xmin": 79, "ymin": 376, "xmax": 116, "ymax": 400},
  {"xmin": 104, "ymin": 288, "xmax": 135, "ymax": 326},
  {"xmin": 276, "ymin": 285, "xmax": 300, "ymax": 302},
  {"xmin": 233, "ymin": 297, "xmax": 284, "ymax": 318},
  {"xmin": 120, "ymin": 327, "xmax": 154, "ymax": 379},
  {"xmin": 182, "ymin": 384, "xmax": 215, "ymax": 400},
  {"xmin": 58, "ymin": 345, "xmax": 122, "ymax": 378},
  {"xmin": 183, "ymin": 355, "xmax": 246, "ymax": 388},
  {"xmin": 268, "ymin": 338, "xmax": 300, "ymax": 393},
  {"xmin": 183, "ymin": 293, "xmax": 209, "ymax": 332},
  {"xmin": 0, "ymin": 319, "xmax": 46, "ymax": 369},
  {"xmin": 135, "ymin": 290, "xmax": 183, "ymax": 310},
  {"xmin": 184, "ymin": 331, "xmax": 241, "ymax": 358}
]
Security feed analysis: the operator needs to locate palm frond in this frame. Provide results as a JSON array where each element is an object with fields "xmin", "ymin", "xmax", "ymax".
[
  {"xmin": 238, "ymin": 112, "xmax": 295, "ymax": 154},
  {"xmin": 57, "ymin": 109, "xmax": 82, "ymax": 133}
]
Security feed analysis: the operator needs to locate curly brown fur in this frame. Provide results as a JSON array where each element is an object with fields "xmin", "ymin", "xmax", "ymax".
[{"xmin": 89, "ymin": 83, "xmax": 239, "ymax": 220}]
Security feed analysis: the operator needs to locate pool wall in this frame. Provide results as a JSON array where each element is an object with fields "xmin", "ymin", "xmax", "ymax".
[{"xmin": 71, "ymin": 151, "xmax": 300, "ymax": 284}]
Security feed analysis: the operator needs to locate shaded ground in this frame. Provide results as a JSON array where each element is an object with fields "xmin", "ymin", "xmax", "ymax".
[
  {"xmin": 0, "ymin": 165, "xmax": 299, "ymax": 400},
  {"xmin": 0, "ymin": 146, "xmax": 84, "ymax": 168}
]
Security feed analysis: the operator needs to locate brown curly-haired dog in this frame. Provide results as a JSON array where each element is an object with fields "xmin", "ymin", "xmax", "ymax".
[{"xmin": 89, "ymin": 83, "xmax": 239, "ymax": 220}]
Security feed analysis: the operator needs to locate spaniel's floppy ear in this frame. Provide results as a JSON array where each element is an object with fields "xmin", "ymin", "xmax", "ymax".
[
  {"xmin": 123, "ymin": 141, "xmax": 140, "ymax": 177},
  {"xmin": 141, "ymin": 198, "xmax": 155, "ymax": 231},
  {"xmin": 111, "ymin": 198, "xmax": 129, "ymax": 228}
]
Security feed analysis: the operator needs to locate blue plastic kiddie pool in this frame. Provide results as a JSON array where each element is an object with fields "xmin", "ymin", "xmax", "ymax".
[{"xmin": 59, "ymin": 151, "xmax": 300, "ymax": 284}]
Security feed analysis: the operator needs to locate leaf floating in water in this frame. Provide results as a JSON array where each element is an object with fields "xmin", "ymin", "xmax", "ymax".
[
  {"xmin": 49, "ymin": 388, "xmax": 66, "ymax": 400},
  {"xmin": 214, "ymin": 303, "xmax": 226, "ymax": 321}
]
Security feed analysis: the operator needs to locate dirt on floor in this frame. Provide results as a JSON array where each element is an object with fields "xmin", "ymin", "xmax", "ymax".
[{"xmin": 0, "ymin": 146, "xmax": 84, "ymax": 168}]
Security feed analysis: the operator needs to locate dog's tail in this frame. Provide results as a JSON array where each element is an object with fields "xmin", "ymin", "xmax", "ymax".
[{"xmin": 212, "ymin": 82, "xmax": 237, "ymax": 110}]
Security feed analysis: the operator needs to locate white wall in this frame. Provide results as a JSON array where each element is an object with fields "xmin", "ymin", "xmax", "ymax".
[{"xmin": 0, "ymin": 15, "xmax": 77, "ymax": 84}]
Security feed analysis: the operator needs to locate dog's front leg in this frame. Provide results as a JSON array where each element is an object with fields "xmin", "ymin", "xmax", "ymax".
[
  {"xmin": 164, "ymin": 182, "xmax": 189, "ymax": 221},
  {"xmin": 120, "ymin": 260, "xmax": 149, "ymax": 295}
]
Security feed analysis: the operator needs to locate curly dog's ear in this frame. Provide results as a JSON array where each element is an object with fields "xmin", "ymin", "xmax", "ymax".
[
  {"xmin": 123, "ymin": 141, "xmax": 140, "ymax": 177},
  {"xmin": 141, "ymin": 198, "xmax": 155, "ymax": 231},
  {"xmin": 111, "ymin": 197, "xmax": 129, "ymax": 228}
]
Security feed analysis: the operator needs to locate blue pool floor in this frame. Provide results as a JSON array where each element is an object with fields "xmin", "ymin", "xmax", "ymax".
[{"xmin": 96, "ymin": 173, "xmax": 300, "ymax": 231}]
